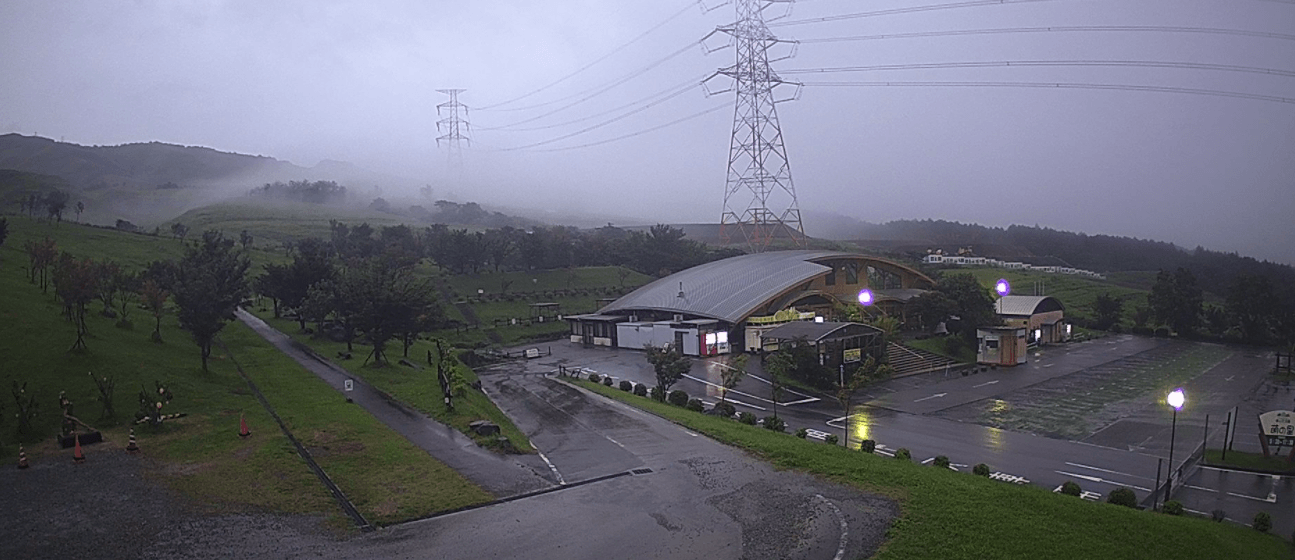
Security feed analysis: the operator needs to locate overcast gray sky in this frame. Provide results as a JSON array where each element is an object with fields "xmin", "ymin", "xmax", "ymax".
[{"xmin": 3, "ymin": 0, "xmax": 1293, "ymax": 263}]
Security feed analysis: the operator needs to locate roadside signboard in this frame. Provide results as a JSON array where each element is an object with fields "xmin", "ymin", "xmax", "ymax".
[
  {"xmin": 843, "ymin": 348, "xmax": 862, "ymax": 363},
  {"xmin": 1260, "ymin": 410, "xmax": 1294, "ymax": 447},
  {"xmin": 344, "ymin": 379, "xmax": 354, "ymax": 392}
]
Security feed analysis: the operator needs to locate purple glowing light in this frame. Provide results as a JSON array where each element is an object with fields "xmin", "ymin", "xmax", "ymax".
[
  {"xmin": 858, "ymin": 289, "xmax": 874, "ymax": 306},
  {"xmin": 995, "ymin": 279, "xmax": 1010, "ymax": 296}
]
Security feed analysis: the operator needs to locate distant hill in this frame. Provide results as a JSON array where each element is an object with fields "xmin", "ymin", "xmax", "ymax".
[{"xmin": 0, "ymin": 134, "xmax": 409, "ymax": 227}]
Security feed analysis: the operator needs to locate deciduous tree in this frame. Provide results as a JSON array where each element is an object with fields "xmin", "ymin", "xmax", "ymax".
[
  {"xmin": 174, "ymin": 231, "xmax": 250, "ymax": 371},
  {"xmin": 1092, "ymin": 292, "xmax": 1124, "ymax": 331},
  {"xmin": 140, "ymin": 279, "xmax": 169, "ymax": 343},
  {"xmin": 1149, "ymin": 267, "xmax": 1202, "ymax": 335},
  {"xmin": 645, "ymin": 343, "xmax": 690, "ymax": 400}
]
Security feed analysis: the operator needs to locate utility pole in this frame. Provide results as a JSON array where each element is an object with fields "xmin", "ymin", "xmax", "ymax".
[
  {"xmin": 437, "ymin": 89, "xmax": 470, "ymax": 180},
  {"xmin": 706, "ymin": 0, "xmax": 805, "ymax": 253}
]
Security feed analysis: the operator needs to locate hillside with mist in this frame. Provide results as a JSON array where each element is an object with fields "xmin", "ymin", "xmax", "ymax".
[{"xmin": 0, "ymin": 134, "xmax": 411, "ymax": 227}]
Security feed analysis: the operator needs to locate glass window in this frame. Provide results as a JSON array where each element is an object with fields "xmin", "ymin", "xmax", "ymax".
[{"xmin": 845, "ymin": 263, "xmax": 859, "ymax": 284}]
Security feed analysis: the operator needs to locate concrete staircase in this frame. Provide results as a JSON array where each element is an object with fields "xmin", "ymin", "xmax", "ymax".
[{"xmin": 886, "ymin": 341, "xmax": 962, "ymax": 377}]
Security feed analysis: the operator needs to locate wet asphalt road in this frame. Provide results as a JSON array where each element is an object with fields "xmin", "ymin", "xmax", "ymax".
[{"xmin": 520, "ymin": 336, "xmax": 1292, "ymax": 538}]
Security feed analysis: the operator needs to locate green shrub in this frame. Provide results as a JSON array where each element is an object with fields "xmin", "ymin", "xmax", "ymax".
[
  {"xmin": 973, "ymin": 463, "xmax": 990, "ymax": 477},
  {"xmin": 650, "ymin": 386, "xmax": 664, "ymax": 401},
  {"xmin": 1253, "ymin": 511, "xmax": 1272, "ymax": 533},
  {"xmin": 894, "ymin": 448, "xmax": 911, "ymax": 461},
  {"xmin": 1211, "ymin": 509, "xmax": 1227, "ymax": 522},
  {"xmin": 1161, "ymin": 500, "xmax": 1184, "ymax": 515},
  {"xmin": 860, "ymin": 439, "xmax": 876, "ymax": 453},
  {"xmin": 1107, "ymin": 487, "xmax": 1137, "ymax": 508},
  {"xmin": 738, "ymin": 412, "xmax": 757, "ymax": 425},
  {"xmin": 933, "ymin": 455, "xmax": 950, "ymax": 469},
  {"xmin": 667, "ymin": 389, "xmax": 689, "ymax": 407},
  {"xmin": 711, "ymin": 402, "xmax": 735, "ymax": 418},
  {"xmin": 685, "ymin": 398, "xmax": 704, "ymax": 412},
  {"xmin": 588, "ymin": 373, "xmax": 601, "ymax": 383},
  {"xmin": 795, "ymin": 427, "xmax": 808, "ymax": 438},
  {"xmin": 602, "ymin": 376, "xmax": 614, "ymax": 386},
  {"xmin": 618, "ymin": 380, "xmax": 633, "ymax": 392},
  {"xmin": 633, "ymin": 384, "xmax": 648, "ymax": 397},
  {"xmin": 1060, "ymin": 481, "xmax": 1082, "ymax": 496},
  {"xmin": 762, "ymin": 415, "xmax": 785, "ymax": 432},
  {"xmin": 824, "ymin": 434, "xmax": 839, "ymax": 445}
]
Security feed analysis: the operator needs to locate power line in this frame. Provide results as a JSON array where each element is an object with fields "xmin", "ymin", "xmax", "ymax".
[
  {"xmin": 478, "ymin": 39, "xmax": 701, "ymax": 125},
  {"xmin": 782, "ymin": 60, "xmax": 1295, "ymax": 78},
  {"xmin": 800, "ymin": 80, "xmax": 1295, "ymax": 104},
  {"xmin": 769, "ymin": 0, "xmax": 1059, "ymax": 28},
  {"xmin": 477, "ymin": 0, "xmax": 701, "ymax": 110},
  {"xmin": 478, "ymin": 74, "xmax": 710, "ymax": 132},
  {"xmin": 798, "ymin": 25, "xmax": 1295, "ymax": 44},
  {"xmin": 532, "ymin": 103, "xmax": 730, "ymax": 152},
  {"xmin": 486, "ymin": 82, "xmax": 703, "ymax": 151}
]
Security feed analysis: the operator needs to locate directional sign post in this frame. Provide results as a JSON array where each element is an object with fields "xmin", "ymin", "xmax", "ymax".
[
  {"xmin": 1257, "ymin": 410, "xmax": 1295, "ymax": 460},
  {"xmin": 344, "ymin": 379, "xmax": 354, "ymax": 403}
]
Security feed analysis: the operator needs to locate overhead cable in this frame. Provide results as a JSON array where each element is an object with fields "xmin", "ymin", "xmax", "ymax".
[
  {"xmin": 487, "ymin": 83, "xmax": 704, "ymax": 151},
  {"xmin": 769, "ymin": 0, "xmax": 1059, "ymax": 28},
  {"xmin": 478, "ymin": 74, "xmax": 711, "ymax": 132},
  {"xmin": 532, "ymin": 103, "xmax": 730, "ymax": 152},
  {"xmin": 782, "ymin": 60, "xmax": 1295, "ymax": 78},
  {"xmin": 799, "ymin": 25, "xmax": 1295, "ymax": 44},
  {"xmin": 800, "ymin": 80, "xmax": 1295, "ymax": 104},
  {"xmin": 477, "ymin": 0, "xmax": 701, "ymax": 110}
]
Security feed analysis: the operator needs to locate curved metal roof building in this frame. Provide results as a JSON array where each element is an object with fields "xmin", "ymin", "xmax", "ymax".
[{"xmin": 599, "ymin": 250, "xmax": 934, "ymax": 325}]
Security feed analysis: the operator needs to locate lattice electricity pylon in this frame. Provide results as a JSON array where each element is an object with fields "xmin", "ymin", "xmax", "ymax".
[
  {"xmin": 704, "ymin": 0, "xmax": 805, "ymax": 252},
  {"xmin": 436, "ymin": 89, "xmax": 470, "ymax": 177}
]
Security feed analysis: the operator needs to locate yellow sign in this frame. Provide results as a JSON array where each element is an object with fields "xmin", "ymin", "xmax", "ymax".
[{"xmin": 843, "ymin": 348, "xmax": 862, "ymax": 363}]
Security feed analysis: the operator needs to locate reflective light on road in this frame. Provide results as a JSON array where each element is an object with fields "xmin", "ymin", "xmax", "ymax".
[
  {"xmin": 985, "ymin": 426, "xmax": 1005, "ymax": 452},
  {"xmin": 850, "ymin": 407, "xmax": 872, "ymax": 447}
]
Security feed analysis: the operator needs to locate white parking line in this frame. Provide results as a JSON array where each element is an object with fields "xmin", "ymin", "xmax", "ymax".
[
  {"xmin": 537, "ymin": 451, "xmax": 565, "ymax": 485},
  {"xmin": 1225, "ymin": 491, "xmax": 1274, "ymax": 503},
  {"xmin": 1185, "ymin": 485, "xmax": 1218, "ymax": 493},
  {"xmin": 1055, "ymin": 471, "xmax": 1150, "ymax": 492},
  {"xmin": 1064, "ymin": 462, "xmax": 1148, "ymax": 480}
]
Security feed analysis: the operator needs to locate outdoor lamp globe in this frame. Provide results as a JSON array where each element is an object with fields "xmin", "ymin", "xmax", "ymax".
[{"xmin": 1167, "ymin": 388, "xmax": 1185, "ymax": 410}]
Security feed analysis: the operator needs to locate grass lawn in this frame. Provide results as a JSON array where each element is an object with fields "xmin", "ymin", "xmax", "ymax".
[
  {"xmin": 1204, "ymin": 449, "xmax": 1295, "ymax": 474},
  {"xmin": 904, "ymin": 335, "xmax": 977, "ymax": 363},
  {"xmin": 1, "ymin": 215, "xmax": 490, "ymax": 527},
  {"xmin": 571, "ymin": 379, "xmax": 1292, "ymax": 560},
  {"xmin": 443, "ymin": 266, "xmax": 651, "ymax": 298},
  {"xmin": 958, "ymin": 268, "xmax": 1149, "ymax": 326},
  {"xmin": 246, "ymin": 309, "xmax": 534, "ymax": 453}
]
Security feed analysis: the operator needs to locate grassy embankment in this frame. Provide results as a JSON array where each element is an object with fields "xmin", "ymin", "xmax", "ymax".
[
  {"xmin": 247, "ymin": 308, "xmax": 535, "ymax": 453},
  {"xmin": 571, "ymin": 378, "xmax": 1292, "ymax": 560},
  {"xmin": 0, "ymin": 216, "xmax": 491, "ymax": 527},
  {"xmin": 169, "ymin": 199, "xmax": 413, "ymax": 249},
  {"xmin": 437, "ymin": 266, "xmax": 653, "ymax": 346},
  {"xmin": 1204, "ymin": 450, "xmax": 1295, "ymax": 475},
  {"xmin": 960, "ymin": 268, "xmax": 1149, "ymax": 326}
]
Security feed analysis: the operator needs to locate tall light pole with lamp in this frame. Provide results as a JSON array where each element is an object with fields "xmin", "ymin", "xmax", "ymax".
[{"xmin": 1164, "ymin": 388, "xmax": 1186, "ymax": 504}]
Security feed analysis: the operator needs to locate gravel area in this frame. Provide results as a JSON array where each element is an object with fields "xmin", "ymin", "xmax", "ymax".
[{"xmin": 0, "ymin": 446, "xmax": 340, "ymax": 560}]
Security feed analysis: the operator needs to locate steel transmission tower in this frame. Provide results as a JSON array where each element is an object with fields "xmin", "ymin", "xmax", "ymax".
[
  {"xmin": 436, "ymin": 89, "xmax": 470, "ymax": 177},
  {"xmin": 707, "ymin": 0, "xmax": 804, "ymax": 252}
]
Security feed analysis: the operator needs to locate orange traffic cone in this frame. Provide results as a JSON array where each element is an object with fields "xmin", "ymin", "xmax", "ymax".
[
  {"xmin": 73, "ymin": 435, "xmax": 86, "ymax": 464},
  {"xmin": 126, "ymin": 429, "xmax": 140, "ymax": 454},
  {"xmin": 239, "ymin": 414, "xmax": 251, "ymax": 439},
  {"xmin": 17, "ymin": 445, "xmax": 29, "ymax": 469}
]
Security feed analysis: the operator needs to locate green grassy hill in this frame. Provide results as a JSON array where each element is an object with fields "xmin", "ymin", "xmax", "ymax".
[
  {"xmin": 168, "ymin": 199, "xmax": 416, "ymax": 247},
  {"xmin": 0, "ymin": 216, "xmax": 490, "ymax": 527},
  {"xmin": 960, "ymin": 268, "xmax": 1149, "ymax": 327}
]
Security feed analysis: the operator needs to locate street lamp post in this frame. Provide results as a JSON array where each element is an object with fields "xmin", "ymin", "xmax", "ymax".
[{"xmin": 1164, "ymin": 388, "xmax": 1186, "ymax": 504}]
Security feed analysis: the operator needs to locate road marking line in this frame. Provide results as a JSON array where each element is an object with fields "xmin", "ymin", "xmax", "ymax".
[
  {"xmin": 1225, "ymin": 491, "xmax": 1273, "ymax": 503},
  {"xmin": 605, "ymin": 436, "xmax": 627, "ymax": 449},
  {"xmin": 921, "ymin": 457, "xmax": 934, "ymax": 465},
  {"xmin": 745, "ymin": 373, "xmax": 816, "ymax": 399},
  {"xmin": 1064, "ymin": 462, "xmax": 1143, "ymax": 479},
  {"xmin": 781, "ymin": 397, "xmax": 822, "ymax": 405},
  {"xmin": 683, "ymin": 431, "xmax": 699, "ymax": 437},
  {"xmin": 913, "ymin": 392, "xmax": 947, "ymax": 403},
  {"xmin": 1185, "ymin": 485, "xmax": 1218, "ymax": 493},
  {"xmin": 537, "ymin": 451, "xmax": 565, "ymax": 485},
  {"xmin": 972, "ymin": 380, "xmax": 999, "ymax": 388},
  {"xmin": 1054, "ymin": 471, "xmax": 1150, "ymax": 492},
  {"xmin": 815, "ymin": 495, "xmax": 850, "ymax": 560}
]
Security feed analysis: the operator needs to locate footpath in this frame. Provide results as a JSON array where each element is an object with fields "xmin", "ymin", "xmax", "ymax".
[{"xmin": 235, "ymin": 309, "xmax": 553, "ymax": 498}]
